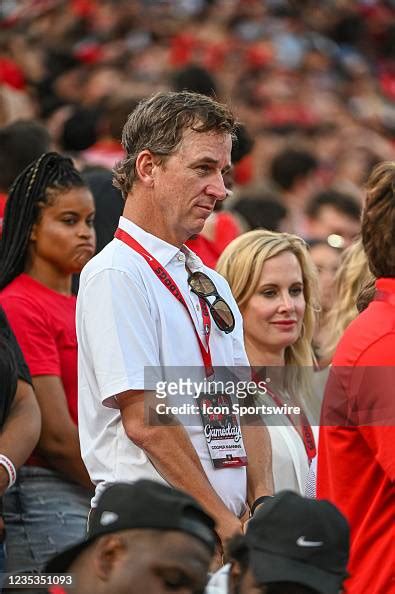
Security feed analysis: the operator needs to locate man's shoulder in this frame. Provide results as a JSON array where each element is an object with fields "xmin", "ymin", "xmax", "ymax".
[
  {"xmin": 80, "ymin": 239, "xmax": 145, "ymax": 285},
  {"xmin": 202, "ymin": 266, "xmax": 232, "ymax": 295},
  {"xmin": 333, "ymin": 303, "xmax": 395, "ymax": 366}
]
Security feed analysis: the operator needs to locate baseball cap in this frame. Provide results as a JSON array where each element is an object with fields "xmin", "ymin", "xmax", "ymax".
[
  {"xmin": 46, "ymin": 480, "xmax": 216, "ymax": 572},
  {"xmin": 246, "ymin": 491, "xmax": 349, "ymax": 594}
]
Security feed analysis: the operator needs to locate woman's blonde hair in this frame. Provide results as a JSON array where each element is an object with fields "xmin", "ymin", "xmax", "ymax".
[
  {"xmin": 217, "ymin": 230, "xmax": 320, "ymax": 418},
  {"xmin": 217, "ymin": 229, "xmax": 318, "ymax": 365},
  {"xmin": 323, "ymin": 238, "xmax": 374, "ymax": 361}
]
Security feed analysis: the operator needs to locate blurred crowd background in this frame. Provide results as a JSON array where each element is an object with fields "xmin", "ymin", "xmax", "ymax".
[
  {"xmin": 1, "ymin": 0, "xmax": 394, "ymax": 363},
  {"xmin": 0, "ymin": 0, "xmax": 394, "ymax": 191}
]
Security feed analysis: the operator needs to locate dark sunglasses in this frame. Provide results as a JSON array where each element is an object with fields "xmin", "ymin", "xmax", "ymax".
[{"xmin": 188, "ymin": 271, "xmax": 235, "ymax": 334}]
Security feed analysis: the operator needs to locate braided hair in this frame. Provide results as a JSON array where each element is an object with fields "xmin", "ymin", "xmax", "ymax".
[{"xmin": 0, "ymin": 152, "xmax": 86, "ymax": 290}]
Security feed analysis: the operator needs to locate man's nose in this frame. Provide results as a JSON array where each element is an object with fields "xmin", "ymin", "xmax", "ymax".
[{"xmin": 205, "ymin": 174, "xmax": 228, "ymax": 201}]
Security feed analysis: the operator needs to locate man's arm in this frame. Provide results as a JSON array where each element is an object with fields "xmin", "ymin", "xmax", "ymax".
[
  {"xmin": 0, "ymin": 379, "xmax": 41, "ymax": 496},
  {"xmin": 117, "ymin": 390, "xmax": 242, "ymax": 547},
  {"xmin": 241, "ymin": 420, "xmax": 274, "ymax": 510}
]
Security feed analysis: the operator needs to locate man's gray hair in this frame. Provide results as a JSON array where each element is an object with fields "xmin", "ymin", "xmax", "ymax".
[{"xmin": 113, "ymin": 91, "xmax": 235, "ymax": 198}]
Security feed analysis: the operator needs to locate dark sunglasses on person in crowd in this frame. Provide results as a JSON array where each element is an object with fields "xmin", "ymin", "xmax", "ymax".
[{"xmin": 188, "ymin": 271, "xmax": 235, "ymax": 334}]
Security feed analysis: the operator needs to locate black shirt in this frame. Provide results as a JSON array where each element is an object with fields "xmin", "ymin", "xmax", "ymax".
[{"xmin": 0, "ymin": 306, "xmax": 32, "ymax": 428}]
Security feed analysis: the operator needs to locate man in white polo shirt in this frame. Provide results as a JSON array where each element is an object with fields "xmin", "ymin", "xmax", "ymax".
[{"xmin": 76, "ymin": 91, "xmax": 273, "ymax": 552}]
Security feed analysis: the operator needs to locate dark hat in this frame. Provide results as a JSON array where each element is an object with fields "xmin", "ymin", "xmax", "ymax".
[
  {"xmin": 246, "ymin": 491, "xmax": 349, "ymax": 594},
  {"xmin": 46, "ymin": 480, "xmax": 216, "ymax": 572}
]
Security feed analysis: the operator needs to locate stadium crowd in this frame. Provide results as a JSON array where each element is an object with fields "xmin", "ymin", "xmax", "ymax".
[{"xmin": 0, "ymin": 1, "xmax": 394, "ymax": 593}]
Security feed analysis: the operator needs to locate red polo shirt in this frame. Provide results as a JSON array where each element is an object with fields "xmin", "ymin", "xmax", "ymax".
[
  {"xmin": 317, "ymin": 278, "xmax": 395, "ymax": 594},
  {"xmin": 0, "ymin": 192, "xmax": 7, "ymax": 235}
]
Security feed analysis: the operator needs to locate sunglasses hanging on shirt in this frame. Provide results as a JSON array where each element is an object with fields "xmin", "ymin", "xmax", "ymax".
[{"xmin": 188, "ymin": 271, "xmax": 235, "ymax": 334}]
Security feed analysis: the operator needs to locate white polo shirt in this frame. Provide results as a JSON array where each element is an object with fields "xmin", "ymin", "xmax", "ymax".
[{"xmin": 77, "ymin": 216, "xmax": 249, "ymax": 512}]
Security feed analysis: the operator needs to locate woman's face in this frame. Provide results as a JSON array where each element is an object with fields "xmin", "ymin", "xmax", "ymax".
[
  {"xmin": 309, "ymin": 243, "xmax": 340, "ymax": 312},
  {"xmin": 30, "ymin": 187, "xmax": 96, "ymax": 275},
  {"xmin": 243, "ymin": 250, "xmax": 306, "ymax": 356}
]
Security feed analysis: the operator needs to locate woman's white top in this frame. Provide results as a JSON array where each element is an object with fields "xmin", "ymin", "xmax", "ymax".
[
  {"xmin": 267, "ymin": 422, "xmax": 309, "ymax": 494},
  {"xmin": 258, "ymin": 389, "xmax": 311, "ymax": 494}
]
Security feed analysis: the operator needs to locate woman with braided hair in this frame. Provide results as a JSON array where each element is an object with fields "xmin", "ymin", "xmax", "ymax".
[{"xmin": 0, "ymin": 152, "xmax": 95, "ymax": 581}]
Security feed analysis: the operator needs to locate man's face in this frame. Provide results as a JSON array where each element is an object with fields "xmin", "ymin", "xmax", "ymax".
[
  {"xmin": 151, "ymin": 128, "xmax": 232, "ymax": 245},
  {"xmin": 307, "ymin": 205, "xmax": 360, "ymax": 247},
  {"xmin": 309, "ymin": 243, "xmax": 341, "ymax": 312},
  {"xmin": 106, "ymin": 530, "xmax": 212, "ymax": 594}
]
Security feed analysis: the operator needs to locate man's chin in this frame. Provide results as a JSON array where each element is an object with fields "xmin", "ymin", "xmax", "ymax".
[{"xmin": 186, "ymin": 224, "xmax": 206, "ymax": 241}]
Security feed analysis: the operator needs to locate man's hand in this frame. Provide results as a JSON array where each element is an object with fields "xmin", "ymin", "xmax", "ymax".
[
  {"xmin": 210, "ymin": 513, "xmax": 242, "ymax": 571},
  {"xmin": 216, "ymin": 512, "xmax": 243, "ymax": 558}
]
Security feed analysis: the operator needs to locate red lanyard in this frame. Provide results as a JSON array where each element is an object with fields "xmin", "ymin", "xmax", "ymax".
[
  {"xmin": 252, "ymin": 371, "xmax": 316, "ymax": 463},
  {"xmin": 267, "ymin": 386, "xmax": 316, "ymax": 463},
  {"xmin": 115, "ymin": 228, "xmax": 214, "ymax": 377}
]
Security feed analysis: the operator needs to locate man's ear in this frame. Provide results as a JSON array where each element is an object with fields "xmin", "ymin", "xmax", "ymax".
[
  {"xmin": 135, "ymin": 150, "xmax": 158, "ymax": 187},
  {"xmin": 93, "ymin": 534, "xmax": 126, "ymax": 581}
]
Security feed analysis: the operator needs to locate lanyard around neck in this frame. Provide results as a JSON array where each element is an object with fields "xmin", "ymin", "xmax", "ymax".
[
  {"xmin": 115, "ymin": 228, "xmax": 214, "ymax": 377},
  {"xmin": 252, "ymin": 370, "xmax": 316, "ymax": 463},
  {"xmin": 267, "ymin": 385, "xmax": 316, "ymax": 463}
]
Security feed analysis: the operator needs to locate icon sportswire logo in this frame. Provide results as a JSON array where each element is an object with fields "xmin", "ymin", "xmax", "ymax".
[{"xmin": 296, "ymin": 536, "xmax": 324, "ymax": 547}]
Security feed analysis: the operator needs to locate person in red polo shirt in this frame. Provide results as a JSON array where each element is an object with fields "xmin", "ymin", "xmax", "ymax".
[{"xmin": 317, "ymin": 161, "xmax": 395, "ymax": 594}]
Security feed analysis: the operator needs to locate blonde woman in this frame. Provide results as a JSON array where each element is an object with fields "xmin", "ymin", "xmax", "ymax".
[
  {"xmin": 321, "ymin": 238, "xmax": 374, "ymax": 365},
  {"xmin": 308, "ymin": 240, "xmax": 342, "ymax": 363},
  {"xmin": 217, "ymin": 230, "xmax": 319, "ymax": 494}
]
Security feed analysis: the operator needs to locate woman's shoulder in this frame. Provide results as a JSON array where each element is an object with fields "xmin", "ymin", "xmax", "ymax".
[
  {"xmin": 2, "ymin": 275, "xmax": 36, "ymax": 304},
  {"xmin": 2, "ymin": 274, "xmax": 75, "ymax": 308},
  {"xmin": 0, "ymin": 275, "xmax": 74, "ymax": 335}
]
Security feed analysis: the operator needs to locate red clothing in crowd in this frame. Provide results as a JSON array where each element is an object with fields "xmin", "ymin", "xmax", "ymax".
[
  {"xmin": 0, "ymin": 274, "xmax": 78, "ymax": 465},
  {"xmin": 0, "ymin": 192, "xmax": 7, "ymax": 234},
  {"xmin": 82, "ymin": 138, "xmax": 124, "ymax": 169},
  {"xmin": 0, "ymin": 57, "xmax": 25, "ymax": 90},
  {"xmin": 317, "ymin": 278, "xmax": 395, "ymax": 594},
  {"xmin": 186, "ymin": 211, "xmax": 241, "ymax": 268}
]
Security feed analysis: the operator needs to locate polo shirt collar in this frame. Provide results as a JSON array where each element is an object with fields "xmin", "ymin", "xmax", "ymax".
[
  {"xmin": 375, "ymin": 278, "xmax": 395, "ymax": 293},
  {"xmin": 118, "ymin": 216, "xmax": 204, "ymax": 271},
  {"xmin": 180, "ymin": 244, "xmax": 205, "ymax": 273}
]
